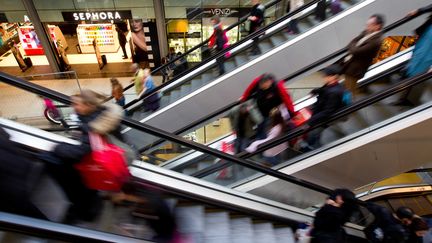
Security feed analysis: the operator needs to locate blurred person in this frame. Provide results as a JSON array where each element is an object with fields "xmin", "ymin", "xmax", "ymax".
[
  {"xmin": 113, "ymin": 181, "xmax": 179, "ymax": 243},
  {"xmin": 111, "ymin": 78, "xmax": 125, "ymax": 107},
  {"xmin": 131, "ymin": 63, "xmax": 145, "ymax": 96},
  {"xmin": 364, "ymin": 204, "xmax": 414, "ymax": 243},
  {"xmin": 116, "ymin": 26, "xmax": 128, "ymax": 59},
  {"xmin": 139, "ymin": 68, "xmax": 160, "ymax": 112},
  {"xmin": 248, "ymin": 0, "xmax": 265, "ymax": 55},
  {"xmin": 229, "ymin": 100, "xmax": 263, "ymax": 153},
  {"xmin": 310, "ymin": 188, "xmax": 357, "ymax": 243},
  {"xmin": 130, "ymin": 19, "xmax": 149, "ymax": 66},
  {"xmin": 408, "ymin": 217, "xmax": 429, "ymax": 243},
  {"xmin": 240, "ymin": 73, "xmax": 296, "ymax": 139},
  {"xmin": 56, "ymin": 40, "xmax": 71, "ymax": 71},
  {"xmin": 300, "ymin": 65, "xmax": 345, "ymax": 151},
  {"xmin": 173, "ymin": 52, "xmax": 188, "ymax": 76},
  {"xmin": 209, "ymin": 15, "xmax": 228, "ymax": 75},
  {"xmin": 340, "ymin": 14, "xmax": 384, "ymax": 97},
  {"xmin": 286, "ymin": 0, "xmax": 304, "ymax": 34},
  {"xmin": 160, "ymin": 57, "xmax": 170, "ymax": 83},
  {"xmin": 245, "ymin": 108, "xmax": 288, "ymax": 166},
  {"xmin": 315, "ymin": 0, "xmax": 327, "ymax": 22},
  {"xmin": 9, "ymin": 41, "xmax": 27, "ymax": 72},
  {"xmin": 394, "ymin": 4, "xmax": 432, "ymax": 106},
  {"xmin": 0, "ymin": 127, "xmax": 46, "ymax": 219},
  {"xmin": 41, "ymin": 90, "xmax": 123, "ymax": 223}
]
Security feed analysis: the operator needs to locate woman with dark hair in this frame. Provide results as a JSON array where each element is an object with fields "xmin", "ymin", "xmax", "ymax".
[{"xmin": 130, "ymin": 19, "xmax": 149, "ymax": 66}]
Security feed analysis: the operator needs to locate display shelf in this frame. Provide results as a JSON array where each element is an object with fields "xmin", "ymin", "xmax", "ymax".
[
  {"xmin": 18, "ymin": 25, "xmax": 65, "ymax": 56},
  {"xmin": 77, "ymin": 24, "xmax": 119, "ymax": 53}
]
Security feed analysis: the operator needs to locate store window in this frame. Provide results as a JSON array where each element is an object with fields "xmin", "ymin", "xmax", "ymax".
[
  {"xmin": 163, "ymin": 0, "xmax": 276, "ymax": 63},
  {"xmin": 0, "ymin": 0, "xmax": 159, "ymax": 77}
]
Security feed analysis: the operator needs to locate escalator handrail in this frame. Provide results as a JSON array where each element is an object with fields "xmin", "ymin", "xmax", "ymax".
[
  {"xmin": 166, "ymin": 61, "xmax": 406, "ymax": 172},
  {"xmin": 122, "ymin": 0, "xmax": 329, "ymax": 110},
  {"xmin": 191, "ymin": 70, "xmax": 432, "ymax": 178},
  {"xmin": 0, "ymin": 212, "xmax": 145, "ymax": 243},
  {"xmin": 0, "ymin": 71, "xmax": 333, "ymax": 196},
  {"xmin": 136, "ymin": 11, "xmax": 421, "ymax": 153},
  {"xmin": 108, "ymin": 0, "xmax": 282, "ymax": 104}
]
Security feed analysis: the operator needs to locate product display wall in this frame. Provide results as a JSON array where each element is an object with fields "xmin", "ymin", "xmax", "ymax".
[{"xmin": 77, "ymin": 24, "xmax": 119, "ymax": 53}]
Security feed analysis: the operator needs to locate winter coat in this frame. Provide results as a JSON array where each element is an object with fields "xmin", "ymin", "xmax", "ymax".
[
  {"xmin": 364, "ymin": 203, "xmax": 410, "ymax": 243},
  {"xmin": 249, "ymin": 3, "xmax": 265, "ymax": 33},
  {"xmin": 209, "ymin": 24, "xmax": 228, "ymax": 51},
  {"xmin": 53, "ymin": 103, "xmax": 123, "ymax": 164},
  {"xmin": 342, "ymin": 30, "xmax": 383, "ymax": 79},
  {"xmin": 415, "ymin": 4, "xmax": 432, "ymax": 37},
  {"xmin": 0, "ymin": 127, "xmax": 44, "ymax": 218},
  {"xmin": 229, "ymin": 100, "xmax": 263, "ymax": 139},
  {"xmin": 308, "ymin": 82, "xmax": 344, "ymax": 127},
  {"xmin": 311, "ymin": 203, "xmax": 348, "ymax": 243},
  {"xmin": 241, "ymin": 75, "xmax": 296, "ymax": 118}
]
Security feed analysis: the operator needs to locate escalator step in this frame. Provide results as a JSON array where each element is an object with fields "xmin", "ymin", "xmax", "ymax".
[
  {"xmin": 234, "ymin": 53, "xmax": 249, "ymax": 66},
  {"xmin": 270, "ymin": 32, "xmax": 287, "ymax": 47},
  {"xmin": 258, "ymin": 39, "xmax": 274, "ymax": 54}
]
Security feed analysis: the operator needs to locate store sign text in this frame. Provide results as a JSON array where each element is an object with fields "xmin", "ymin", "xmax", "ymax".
[{"xmin": 62, "ymin": 10, "xmax": 132, "ymax": 22}]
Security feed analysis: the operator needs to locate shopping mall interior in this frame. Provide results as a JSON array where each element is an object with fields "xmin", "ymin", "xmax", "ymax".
[{"xmin": 1, "ymin": 0, "xmax": 432, "ymax": 242}]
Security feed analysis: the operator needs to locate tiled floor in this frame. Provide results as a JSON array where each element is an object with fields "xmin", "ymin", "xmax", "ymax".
[{"xmin": 0, "ymin": 75, "xmax": 163, "ymax": 128}]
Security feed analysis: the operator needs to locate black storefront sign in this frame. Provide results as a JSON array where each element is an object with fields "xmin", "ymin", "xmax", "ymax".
[
  {"xmin": 186, "ymin": 8, "xmax": 250, "ymax": 20},
  {"xmin": 0, "ymin": 13, "xmax": 8, "ymax": 22},
  {"xmin": 62, "ymin": 10, "xmax": 132, "ymax": 22}
]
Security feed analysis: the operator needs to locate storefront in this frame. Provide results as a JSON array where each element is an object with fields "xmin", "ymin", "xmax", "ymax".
[
  {"xmin": 0, "ymin": 0, "xmax": 160, "ymax": 77},
  {"xmin": 164, "ymin": 2, "xmax": 274, "ymax": 63},
  {"xmin": 0, "ymin": 0, "xmax": 283, "ymax": 77}
]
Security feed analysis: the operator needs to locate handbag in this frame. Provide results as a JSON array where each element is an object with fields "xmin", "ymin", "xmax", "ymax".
[
  {"xmin": 291, "ymin": 107, "xmax": 312, "ymax": 127},
  {"xmin": 75, "ymin": 133, "xmax": 130, "ymax": 191}
]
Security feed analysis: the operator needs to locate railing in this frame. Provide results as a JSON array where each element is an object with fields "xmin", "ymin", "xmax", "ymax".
[{"xmin": 120, "ymin": 0, "xmax": 331, "ymax": 110}]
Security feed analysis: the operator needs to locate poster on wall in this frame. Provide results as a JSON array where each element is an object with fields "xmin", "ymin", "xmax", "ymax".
[{"xmin": 129, "ymin": 19, "xmax": 160, "ymax": 69}]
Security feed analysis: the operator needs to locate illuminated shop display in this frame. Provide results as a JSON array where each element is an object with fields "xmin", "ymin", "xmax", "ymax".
[
  {"xmin": 76, "ymin": 24, "xmax": 119, "ymax": 53},
  {"xmin": 18, "ymin": 25, "xmax": 67, "ymax": 56}
]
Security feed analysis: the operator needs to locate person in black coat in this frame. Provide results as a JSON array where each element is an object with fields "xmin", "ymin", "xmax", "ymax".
[
  {"xmin": 248, "ymin": 0, "xmax": 265, "ymax": 55},
  {"xmin": 116, "ymin": 26, "xmax": 128, "ymax": 59},
  {"xmin": 302, "ymin": 65, "xmax": 345, "ymax": 150},
  {"xmin": 364, "ymin": 204, "xmax": 414, "ymax": 243},
  {"xmin": 311, "ymin": 188, "xmax": 357, "ymax": 243},
  {"xmin": 0, "ymin": 127, "xmax": 46, "ymax": 219}
]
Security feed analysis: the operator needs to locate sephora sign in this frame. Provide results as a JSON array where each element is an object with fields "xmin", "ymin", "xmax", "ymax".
[{"xmin": 62, "ymin": 10, "xmax": 132, "ymax": 22}]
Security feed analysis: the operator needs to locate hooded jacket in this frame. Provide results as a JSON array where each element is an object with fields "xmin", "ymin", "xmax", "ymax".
[
  {"xmin": 54, "ymin": 103, "xmax": 123, "ymax": 163},
  {"xmin": 241, "ymin": 75, "xmax": 296, "ymax": 118}
]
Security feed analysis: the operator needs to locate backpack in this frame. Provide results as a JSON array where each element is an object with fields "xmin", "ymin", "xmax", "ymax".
[{"xmin": 341, "ymin": 90, "xmax": 353, "ymax": 107}]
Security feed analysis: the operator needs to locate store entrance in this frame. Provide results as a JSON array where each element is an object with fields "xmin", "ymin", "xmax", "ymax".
[{"xmin": 0, "ymin": 16, "xmax": 161, "ymax": 79}]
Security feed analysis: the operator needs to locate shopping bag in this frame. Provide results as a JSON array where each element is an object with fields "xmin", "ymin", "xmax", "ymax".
[
  {"xmin": 75, "ymin": 133, "xmax": 130, "ymax": 191},
  {"xmin": 291, "ymin": 107, "xmax": 312, "ymax": 127}
]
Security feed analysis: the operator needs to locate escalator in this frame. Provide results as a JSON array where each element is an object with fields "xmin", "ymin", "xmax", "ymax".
[
  {"xmin": 2, "ymin": 10, "xmax": 432, "ymax": 211},
  {"xmin": 0, "ymin": 116, "xmax": 366, "ymax": 243},
  {"xmin": 120, "ymin": 0, "xmax": 428, "ymax": 147},
  {"xmin": 2, "ymin": 52, "xmax": 432, "ymax": 242}
]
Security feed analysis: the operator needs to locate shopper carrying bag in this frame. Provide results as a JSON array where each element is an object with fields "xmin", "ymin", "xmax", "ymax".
[{"xmin": 75, "ymin": 132, "xmax": 130, "ymax": 191}]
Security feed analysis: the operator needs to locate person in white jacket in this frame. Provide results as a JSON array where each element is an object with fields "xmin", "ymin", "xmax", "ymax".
[
  {"xmin": 245, "ymin": 108, "xmax": 288, "ymax": 166},
  {"xmin": 287, "ymin": 0, "xmax": 304, "ymax": 34}
]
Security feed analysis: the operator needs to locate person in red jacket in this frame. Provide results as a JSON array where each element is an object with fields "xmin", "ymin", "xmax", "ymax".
[
  {"xmin": 240, "ymin": 74, "xmax": 296, "ymax": 139},
  {"xmin": 209, "ymin": 15, "xmax": 229, "ymax": 75}
]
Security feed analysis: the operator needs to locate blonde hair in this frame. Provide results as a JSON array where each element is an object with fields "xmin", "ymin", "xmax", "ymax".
[{"xmin": 73, "ymin": 90, "xmax": 106, "ymax": 107}]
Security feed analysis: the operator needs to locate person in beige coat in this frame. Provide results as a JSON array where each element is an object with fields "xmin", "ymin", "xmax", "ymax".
[{"xmin": 340, "ymin": 14, "xmax": 385, "ymax": 97}]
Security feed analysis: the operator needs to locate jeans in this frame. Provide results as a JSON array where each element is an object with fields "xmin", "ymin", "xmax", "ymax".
[{"xmin": 116, "ymin": 96, "xmax": 125, "ymax": 107}]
